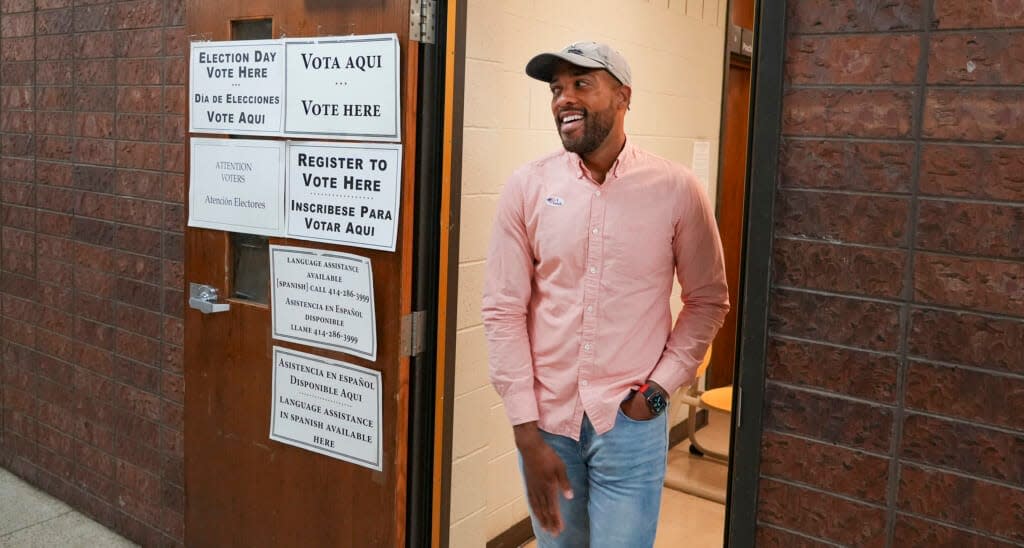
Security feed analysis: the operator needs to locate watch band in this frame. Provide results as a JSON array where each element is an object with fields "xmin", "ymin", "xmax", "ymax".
[{"xmin": 634, "ymin": 383, "xmax": 668, "ymax": 416}]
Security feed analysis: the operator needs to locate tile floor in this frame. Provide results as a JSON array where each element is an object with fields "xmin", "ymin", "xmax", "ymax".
[
  {"xmin": 0, "ymin": 468, "xmax": 136, "ymax": 548},
  {"xmin": 525, "ymin": 411, "xmax": 731, "ymax": 548}
]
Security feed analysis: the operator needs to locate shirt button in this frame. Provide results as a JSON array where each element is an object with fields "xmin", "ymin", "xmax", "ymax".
[
  {"xmin": 586, "ymin": 305, "xmax": 593, "ymax": 313},
  {"xmin": 589, "ymin": 266, "xmax": 597, "ymax": 274},
  {"xmin": 595, "ymin": 190, "xmax": 602, "ymax": 196},
  {"xmin": 581, "ymin": 380, "xmax": 589, "ymax": 387},
  {"xmin": 584, "ymin": 343, "xmax": 593, "ymax": 351},
  {"xmin": 592, "ymin": 228, "xmax": 599, "ymax": 235}
]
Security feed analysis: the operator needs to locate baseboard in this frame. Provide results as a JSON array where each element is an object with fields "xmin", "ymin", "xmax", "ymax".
[
  {"xmin": 486, "ymin": 516, "xmax": 534, "ymax": 548},
  {"xmin": 670, "ymin": 408, "xmax": 709, "ymax": 449},
  {"xmin": 485, "ymin": 410, "xmax": 711, "ymax": 548}
]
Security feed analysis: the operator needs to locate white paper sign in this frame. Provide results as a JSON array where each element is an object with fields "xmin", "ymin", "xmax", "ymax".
[
  {"xmin": 188, "ymin": 138, "xmax": 286, "ymax": 236},
  {"xmin": 270, "ymin": 245, "xmax": 377, "ymax": 360},
  {"xmin": 286, "ymin": 142, "xmax": 402, "ymax": 251},
  {"xmin": 270, "ymin": 346, "xmax": 382, "ymax": 471},
  {"xmin": 692, "ymin": 140, "xmax": 712, "ymax": 194},
  {"xmin": 189, "ymin": 40, "xmax": 285, "ymax": 134},
  {"xmin": 284, "ymin": 34, "xmax": 401, "ymax": 141}
]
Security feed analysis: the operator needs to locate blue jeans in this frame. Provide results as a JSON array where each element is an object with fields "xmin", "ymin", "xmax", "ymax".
[{"xmin": 523, "ymin": 409, "xmax": 669, "ymax": 548}]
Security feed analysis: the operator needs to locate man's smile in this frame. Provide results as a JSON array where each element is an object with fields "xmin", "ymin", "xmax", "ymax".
[{"xmin": 558, "ymin": 109, "xmax": 586, "ymax": 134}]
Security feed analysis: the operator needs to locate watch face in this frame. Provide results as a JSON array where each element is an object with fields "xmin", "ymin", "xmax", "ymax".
[{"xmin": 646, "ymin": 391, "xmax": 667, "ymax": 415}]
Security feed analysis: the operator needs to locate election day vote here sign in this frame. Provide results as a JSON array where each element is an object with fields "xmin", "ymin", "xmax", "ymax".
[{"xmin": 190, "ymin": 40, "xmax": 285, "ymax": 134}]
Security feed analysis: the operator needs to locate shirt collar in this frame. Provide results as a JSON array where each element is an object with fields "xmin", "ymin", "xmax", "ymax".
[{"xmin": 568, "ymin": 138, "xmax": 636, "ymax": 180}]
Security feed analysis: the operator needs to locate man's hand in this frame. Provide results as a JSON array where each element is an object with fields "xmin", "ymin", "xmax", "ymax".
[
  {"xmin": 514, "ymin": 422, "xmax": 573, "ymax": 536},
  {"xmin": 619, "ymin": 392, "xmax": 654, "ymax": 420},
  {"xmin": 619, "ymin": 381, "xmax": 668, "ymax": 421}
]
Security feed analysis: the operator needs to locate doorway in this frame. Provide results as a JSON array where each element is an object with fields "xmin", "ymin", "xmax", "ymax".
[{"xmin": 443, "ymin": 0, "xmax": 759, "ymax": 546}]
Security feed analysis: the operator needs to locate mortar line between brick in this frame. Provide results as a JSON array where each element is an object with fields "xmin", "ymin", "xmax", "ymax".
[
  {"xmin": 773, "ymin": 286, "xmax": 1024, "ymax": 323},
  {"xmin": 765, "ymin": 474, "xmax": 1024, "ymax": 545},
  {"xmin": 754, "ymin": 522, "xmax": 845, "ymax": 547},
  {"xmin": 788, "ymin": 82, "xmax": 1024, "ymax": 91},
  {"xmin": 905, "ymin": 356, "xmax": 1024, "ymax": 383},
  {"xmin": 767, "ymin": 379, "xmax": 898, "ymax": 410},
  {"xmin": 778, "ymin": 235, "xmax": 1024, "ymax": 266},
  {"xmin": 762, "ymin": 475, "xmax": 889, "ymax": 509},
  {"xmin": 768, "ymin": 423, "xmax": 1024, "ymax": 492},
  {"xmin": 900, "ymin": 459, "xmax": 1024, "ymax": 493},
  {"xmin": 1, "ymin": 14, "xmax": 6, "ymax": 442},
  {"xmin": 897, "ymin": 509, "xmax": 1024, "ymax": 545},
  {"xmin": 789, "ymin": 27, "xmax": 1024, "ymax": 37},
  {"xmin": 769, "ymin": 333, "xmax": 901, "ymax": 357},
  {"xmin": 24, "ymin": 0, "xmax": 42, "ymax": 459},
  {"xmin": 763, "ymin": 428, "xmax": 894, "ymax": 459},
  {"xmin": 780, "ymin": 186, "xmax": 1024, "ymax": 208},
  {"xmin": 885, "ymin": 5, "xmax": 934, "ymax": 544},
  {"xmin": 157, "ymin": 1, "xmax": 169, "ymax": 420},
  {"xmin": 784, "ymin": 134, "xmax": 1024, "ymax": 148}
]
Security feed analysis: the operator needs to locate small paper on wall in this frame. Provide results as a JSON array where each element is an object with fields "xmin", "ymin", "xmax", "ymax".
[{"xmin": 692, "ymin": 140, "xmax": 712, "ymax": 196}]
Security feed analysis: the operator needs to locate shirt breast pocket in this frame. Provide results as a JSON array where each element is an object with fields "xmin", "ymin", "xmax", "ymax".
[{"xmin": 608, "ymin": 218, "xmax": 674, "ymax": 276}]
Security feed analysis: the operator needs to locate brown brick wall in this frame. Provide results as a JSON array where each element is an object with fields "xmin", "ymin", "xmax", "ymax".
[
  {"xmin": 762, "ymin": 0, "xmax": 1024, "ymax": 545},
  {"xmin": 0, "ymin": 0, "xmax": 186, "ymax": 545}
]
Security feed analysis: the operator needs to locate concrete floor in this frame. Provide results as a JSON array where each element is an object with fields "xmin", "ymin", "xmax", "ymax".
[{"xmin": 0, "ymin": 468, "xmax": 136, "ymax": 548}]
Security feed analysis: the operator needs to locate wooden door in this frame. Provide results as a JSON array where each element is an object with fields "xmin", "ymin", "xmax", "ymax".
[
  {"xmin": 184, "ymin": 1, "xmax": 420, "ymax": 546},
  {"xmin": 709, "ymin": 0, "xmax": 754, "ymax": 390}
]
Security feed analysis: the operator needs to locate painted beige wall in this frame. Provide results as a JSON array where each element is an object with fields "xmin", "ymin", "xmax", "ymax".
[{"xmin": 450, "ymin": 1, "xmax": 728, "ymax": 545}]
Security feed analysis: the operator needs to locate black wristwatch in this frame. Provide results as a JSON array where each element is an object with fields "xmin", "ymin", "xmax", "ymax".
[{"xmin": 637, "ymin": 382, "xmax": 668, "ymax": 416}]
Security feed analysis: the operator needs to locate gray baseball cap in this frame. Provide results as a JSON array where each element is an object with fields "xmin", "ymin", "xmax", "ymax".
[{"xmin": 526, "ymin": 41, "xmax": 632, "ymax": 86}]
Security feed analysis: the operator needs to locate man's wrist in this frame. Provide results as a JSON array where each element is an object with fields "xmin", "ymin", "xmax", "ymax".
[
  {"xmin": 638, "ymin": 380, "xmax": 670, "ymax": 416},
  {"xmin": 513, "ymin": 421, "xmax": 544, "ymax": 450},
  {"xmin": 646, "ymin": 380, "xmax": 669, "ymax": 400}
]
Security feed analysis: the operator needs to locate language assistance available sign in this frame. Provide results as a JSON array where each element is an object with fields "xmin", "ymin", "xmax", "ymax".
[
  {"xmin": 287, "ymin": 142, "xmax": 402, "ymax": 251},
  {"xmin": 188, "ymin": 138, "xmax": 286, "ymax": 236},
  {"xmin": 270, "ymin": 245, "xmax": 377, "ymax": 360},
  {"xmin": 284, "ymin": 34, "xmax": 401, "ymax": 141},
  {"xmin": 189, "ymin": 39, "xmax": 285, "ymax": 135},
  {"xmin": 270, "ymin": 346, "xmax": 382, "ymax": 471}
]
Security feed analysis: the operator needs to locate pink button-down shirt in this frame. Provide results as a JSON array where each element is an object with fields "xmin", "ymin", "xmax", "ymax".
[{"xmin": 482, "ymin": 141, "xmax": 730, "ymax": 439}]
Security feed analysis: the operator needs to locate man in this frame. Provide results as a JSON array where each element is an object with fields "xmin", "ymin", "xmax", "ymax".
[{"xmin": 482, "ymin": 41, "xmax": 729, "ymax": 547}]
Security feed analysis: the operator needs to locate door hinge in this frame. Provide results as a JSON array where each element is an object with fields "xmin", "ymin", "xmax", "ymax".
[
  {"xmin": 400, "ymin": 310, "xmax": 428, "ymax": 357},
  {"xmin": 410, "ymin": 0, "xmax": 437, "ymax": 44}
]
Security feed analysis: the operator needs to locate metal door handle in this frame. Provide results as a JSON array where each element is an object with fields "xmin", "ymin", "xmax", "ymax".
[{"xmin": 189, "ymin": 283, "xmax": 231, "ymax": 314}]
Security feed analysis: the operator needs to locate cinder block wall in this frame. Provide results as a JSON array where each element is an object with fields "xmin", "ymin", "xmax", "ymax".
[
  {"xmin": 0, "ymin": 1, "xmax": 187, "ymax": 545},
  {"xmin": 759, "ymin": 1, "xmax": 1024, "ymax": 545},
  {"xmin": 451, "ymin": 0, "xmax": 727, "ymax": 544}
]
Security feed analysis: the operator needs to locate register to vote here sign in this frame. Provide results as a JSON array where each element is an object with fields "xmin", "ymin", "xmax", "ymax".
[{"xmin": 286, "ymin": 142, "xmax": 402, "ymax": 252}]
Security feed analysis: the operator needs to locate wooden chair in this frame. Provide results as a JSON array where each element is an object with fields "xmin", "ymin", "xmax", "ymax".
[{"xmin": 676, "ymin": 347, "xmax": 731, "ymax": 462}]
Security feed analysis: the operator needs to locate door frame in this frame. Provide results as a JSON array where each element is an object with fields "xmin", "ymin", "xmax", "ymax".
[
  {"xmin": 426, "ymin": 0, "xmax": 789, "ymax": 545},
  {"xmin": 406, "ymin": 0, "xmax": 467, "ymax": 546},
  {"xmin": 724, "ymin": 0, "xmax": 787, "ymax": 545}
]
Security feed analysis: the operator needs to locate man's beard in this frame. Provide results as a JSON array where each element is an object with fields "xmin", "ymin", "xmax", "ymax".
[{"xmin": 559, "ymin": 108, "xmax": 614, "ymax": 156}]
